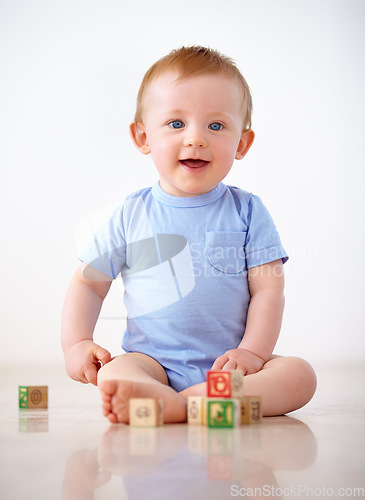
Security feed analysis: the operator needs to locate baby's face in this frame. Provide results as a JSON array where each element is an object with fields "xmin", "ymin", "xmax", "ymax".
[{"xmin": 136, "ymin": 71, "xmax": 253, "ymax": 197}]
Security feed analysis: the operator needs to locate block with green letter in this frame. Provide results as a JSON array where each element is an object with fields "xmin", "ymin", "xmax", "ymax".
[{"xmin": 207, "ymin": 399, "xmax": 240, "ymax": 428}]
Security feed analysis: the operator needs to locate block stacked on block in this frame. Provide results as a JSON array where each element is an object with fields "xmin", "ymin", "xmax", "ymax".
[
  {"xmin": 129, "ymin": 398, "xmax": 163, "ymax": 427},
  {"xmin": 206, "ymin": 370, "xmax": 243, "ymax": 428},
  {"xmin": 207, "ymin": 370, "xmax": 244, "ymax": 398},
  {"xmin": 188, "ymin": 369, "xmax": 263, "ymax": 427},
  {"xmin": 18, "ymin": 386, "xmax": 48, "ymax": 409}
]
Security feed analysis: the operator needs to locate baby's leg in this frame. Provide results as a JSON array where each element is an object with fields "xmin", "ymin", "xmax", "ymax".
[
  {"xmin": 181, "ymin": 356, "xmax": 316, "ymax": 416},
  {"xmin": 242, "ymin": 356, "xmax": 317, "ymax": 416},
  {"xmin": 98, "ymin": 353, "xmax": 187, "ymax": 424}
]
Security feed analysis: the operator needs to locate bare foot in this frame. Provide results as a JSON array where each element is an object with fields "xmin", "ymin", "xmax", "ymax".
[{"xmin": 99, "ymin": 380, "xmax": 188, "ymax": 424}]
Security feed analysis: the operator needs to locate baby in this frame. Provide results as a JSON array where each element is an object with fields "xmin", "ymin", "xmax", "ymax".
[{"xmin": 61, "ymin": 46, "xmax": 316, "ymax": 424}]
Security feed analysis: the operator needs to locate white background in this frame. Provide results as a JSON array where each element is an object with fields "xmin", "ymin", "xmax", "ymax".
[{"xmin": 1, "ymin": 0, "xmax": 364, "ymax": 369}]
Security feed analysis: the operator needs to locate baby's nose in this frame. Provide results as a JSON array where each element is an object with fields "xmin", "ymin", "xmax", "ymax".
[{"xmin": 183, "ymin": 128, "xmax": 208, "ymax": 148}]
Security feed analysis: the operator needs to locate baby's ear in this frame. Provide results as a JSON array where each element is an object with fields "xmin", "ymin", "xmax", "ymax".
[
  {"xmin": 129, "ymin": 122, "xmax": 151, "ymax": 154},
  {"xmin": 235, "ymin": 129, "xmax": 255, "ymax": 160}
]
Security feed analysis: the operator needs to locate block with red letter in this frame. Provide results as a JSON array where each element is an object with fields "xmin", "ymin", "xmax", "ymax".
[{"xmin": 207, "ymin": 370, "xmax": 244, "ymax": 398}]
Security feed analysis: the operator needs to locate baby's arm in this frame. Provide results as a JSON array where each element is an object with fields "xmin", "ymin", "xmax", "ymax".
[
  {"xmin": 61, "ymin": 264, "xmax": 113, "ymax": 385},
  {"xmin": 212, "ymin": 259, "xmax": 285, "ymax": 375}
]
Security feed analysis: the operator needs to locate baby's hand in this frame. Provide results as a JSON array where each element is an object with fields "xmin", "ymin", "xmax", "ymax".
[
  {"xmin": 64, "ymin": 340, "xmax": 111, "ymax": 386},
  {"xmin": 211, "ymin": 348, "xmax": 265, "ymax": 375}
]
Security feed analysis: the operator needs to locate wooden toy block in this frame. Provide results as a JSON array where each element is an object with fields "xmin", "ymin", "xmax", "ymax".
[
  {"xmin": 18, "ymin": 386, "xmax": 48, "ymax": 409},
  {"xmin": 188, "ymin": 396, "xmax": 206, "ymax": 425},
  {"xmin": 207, "ymin": 399, "xmax": 240, "ymax": 428},
  {"xmin": 129, "ymin": 398, "xmax": 163, "ymax": 427},
  {"xmin": 240, "ymin": 396, "xmax": 263, "ymax": 424},
  {"xmin": 207, "ymin": 370, "xmax": 243, "ymax": 398}
]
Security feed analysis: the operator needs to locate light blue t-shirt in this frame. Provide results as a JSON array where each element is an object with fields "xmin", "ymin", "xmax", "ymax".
[{"xmin": 79, "ymin": 182, "xmax": 288, "ymax": 391}]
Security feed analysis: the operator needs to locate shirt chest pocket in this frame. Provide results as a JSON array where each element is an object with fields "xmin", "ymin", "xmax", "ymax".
[{"xmin": 205, "ymin": 231, "xmax": 247, "ymax": 275}]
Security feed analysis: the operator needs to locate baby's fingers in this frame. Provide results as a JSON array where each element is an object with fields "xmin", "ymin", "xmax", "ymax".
[
  {"xmin": 84, "ymin": 365, "xmax": 98, "ymax": 386},
  {"xmin": 211, "ymin": 354, "xmax": 229, "ymax": 371},
  {"xmin": 85, "ymin": 346, "xmax": 112, "ymax": 385},
  {"xmin": 222, "ymin": 359, "xmax": 240, "ymax": 371},
  {"xmin": 94, "ymin": 346, "xmax": 112, "ymax": 366}
]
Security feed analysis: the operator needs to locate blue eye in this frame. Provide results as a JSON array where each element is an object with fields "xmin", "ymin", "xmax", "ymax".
[
  {"xmin": 169, "ymin": 120, "xmax": 184, "ymax": 129},
  {"xmin": 209, "ymin": 122, "xmax": 223, "ymax": 131}
]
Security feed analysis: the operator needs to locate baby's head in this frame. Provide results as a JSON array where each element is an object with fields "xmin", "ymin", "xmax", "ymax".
[
  {"xmin": 134, "ymin": 46, "xmax": 252, "ymax": 131},
  {"xmin": 130, "ymin": 46, "xmax": 255, "ymax": 197}
]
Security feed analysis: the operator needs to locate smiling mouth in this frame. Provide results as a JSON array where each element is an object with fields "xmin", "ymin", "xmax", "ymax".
[{"xmin": 179, "ymin": 159, "xmax": 209, "ymax": 169}]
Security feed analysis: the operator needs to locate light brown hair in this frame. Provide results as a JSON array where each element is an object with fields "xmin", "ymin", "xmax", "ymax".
[{"xmin": 134, "ymin": 46, "xmax": 253, "ymax": 130}]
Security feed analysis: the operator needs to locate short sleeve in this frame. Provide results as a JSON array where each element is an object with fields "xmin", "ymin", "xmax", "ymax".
[
  {"xmin": 78, "ymin": 205, "xmax": 126, "ymax": 279},
  {"xmin": 244, "ymin": 194, "xmax": 288, "ymax": 269}
]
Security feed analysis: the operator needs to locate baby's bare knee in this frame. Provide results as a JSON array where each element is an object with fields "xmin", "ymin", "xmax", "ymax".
[{"xmin": 288, "ymin": 357, "xmax": 317, "ymax": 404}]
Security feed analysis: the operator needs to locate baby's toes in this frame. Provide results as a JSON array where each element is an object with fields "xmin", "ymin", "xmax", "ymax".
[
  {"xmin": 102, "ymin": 401, "xmax": 112, "ymax": 417},
  {"xmin": 99, "ymin": 380, "xmax": 118, "ymax": 398},
  {"xmin": 107, "ymin": 413, "xmax": 119, "ymax": 424},
  {"xmin": 110, "ymin": 398, "xmax": 129, "ymax": 424}
]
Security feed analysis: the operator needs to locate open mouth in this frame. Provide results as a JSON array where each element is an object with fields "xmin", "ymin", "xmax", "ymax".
[{"xmin": 179, "ymin": 159, "xmax": 209, "ymax": 169}]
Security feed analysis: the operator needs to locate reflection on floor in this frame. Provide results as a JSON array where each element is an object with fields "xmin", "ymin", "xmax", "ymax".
[{"xmin": 1, "ymin": 363, "xmax": 364, "ymax": 500}]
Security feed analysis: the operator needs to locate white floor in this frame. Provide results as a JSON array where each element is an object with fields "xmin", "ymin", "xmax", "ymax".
[{"xmin": 1, "ymin": 363, "xmax": 364, "ymax": 500}]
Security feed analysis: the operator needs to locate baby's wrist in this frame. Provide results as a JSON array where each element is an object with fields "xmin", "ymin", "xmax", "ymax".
[
  {"xmin": 63, "ymin": 338, "xmax": 94, "ymax": 354},
  {"xmin": 237, "ymin": 346, "xmax": 266, "ymax": 363}
]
